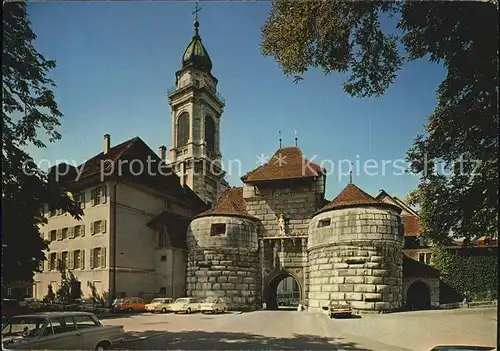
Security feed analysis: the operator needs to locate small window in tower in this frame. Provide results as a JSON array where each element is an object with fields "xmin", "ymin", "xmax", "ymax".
[
  {"xmin": 194, "ymin": 79, "xmax": 201, "ymax": 87},
  {"xmin": 211, "ymin": 223, "xmax": 226, "ymax": 236},
  {"xmin": 176, "ymin": 112, "xmax": 190, "ymax": 147},
  {"xmin": 204, "ymin": 115, "xmax": 215, "ymax": 152},
  {"xmin": 318, "ymin": 218, "xmax": 331, "ymax": 228}
]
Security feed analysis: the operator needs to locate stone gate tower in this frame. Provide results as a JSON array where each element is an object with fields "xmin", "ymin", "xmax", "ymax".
[{"xmin": 168, "ymin": 19, "xmax": 227, "ymax": 207}]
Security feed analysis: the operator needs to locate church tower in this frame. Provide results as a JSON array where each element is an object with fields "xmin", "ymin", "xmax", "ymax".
[{"xmin": 168, "ymin": 16, "xmax": 227, "ymax": 207}]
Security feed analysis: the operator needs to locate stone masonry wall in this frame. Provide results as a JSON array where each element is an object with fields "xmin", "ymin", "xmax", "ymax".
[
  {"xmin": 186, "ymin": 216, "xmax": 260, "ymax": 310},
  {"xmin": 307, "ymin": 207, "xmax": 404, "ymax": 313},
  {"xmin": 243, "ymin": 181, "xmax": 322, "ymax": 237}
]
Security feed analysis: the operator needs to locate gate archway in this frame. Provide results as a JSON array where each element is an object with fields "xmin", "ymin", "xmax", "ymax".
[
  {"xmin": 406, "ymin": 280, "xmax": 431, "ymax": 310},
  {"xmin": 264, "ymin": 270, "xmax": 302, "ymax": 310}
]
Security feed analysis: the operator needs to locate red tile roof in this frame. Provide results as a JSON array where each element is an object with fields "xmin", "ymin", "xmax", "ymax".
[
  {"xmin": 402, "ymin": 215, "xmax": 421, "ymax": 237},
  {"xmin": 52, "ymin": 136, "xmax": 204, "ymax": 206},
  {"xmin": 241, "ymin": 147, "xmax": 323, "ymax": 183},
  {"xmin": 319, "ymin": 183, "xmax": 402, "ymax": 213},
  {"xmin": 195, "ymin": 187, "xmax": 256, "ymax": 220},
  {"xmin": 402, "ymin": 254, "xmax": 441, "ymax": 278}
]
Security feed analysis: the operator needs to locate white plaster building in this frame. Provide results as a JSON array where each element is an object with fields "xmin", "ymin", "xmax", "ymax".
[{"xmin": 34, "ymin": 136, "xmax": 207, "ymax": 302}]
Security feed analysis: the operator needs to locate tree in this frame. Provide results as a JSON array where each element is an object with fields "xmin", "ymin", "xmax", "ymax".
[
  {"xmin": 55, "ymin": 259, "xmax": 82, "ymax": 303},
  {"xmin": 44, "ymin": 284, "xmax": 55, "ymax": 303},
  {"xmin": 2, "ymin": 2, "xmax": 83, "ymax": 285},
  {"xmin": 261, "ymin": 1, "xmax": 498, "ymax": 243}
]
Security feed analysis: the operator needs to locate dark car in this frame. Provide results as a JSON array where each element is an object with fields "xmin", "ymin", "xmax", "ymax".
[
  {"xmin": 1, "ymin": 299, "xmax": 28, "ymax": 321},
  {"xmin": 430, "ymin": 346, "xmax": 496, "ymax": 351}
]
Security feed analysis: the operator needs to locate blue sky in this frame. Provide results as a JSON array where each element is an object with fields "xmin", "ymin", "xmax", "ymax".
[{"xmin": 27, "ymin": 2, "xmax": 446, "ymax": 201}]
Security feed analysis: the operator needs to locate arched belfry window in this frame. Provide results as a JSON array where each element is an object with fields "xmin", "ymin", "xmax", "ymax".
[
  {"xmin": 177, "ymin": 112, "xmax": 190, "ymax": 147},
  {"xmin": 204, "ymin": 115, "xmax": 215, "ymax": 152}
]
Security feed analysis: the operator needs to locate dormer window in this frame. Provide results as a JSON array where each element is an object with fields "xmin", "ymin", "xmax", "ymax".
[
  {"xmin": 318, "ymin": 218, "xmax": 331, "ymax": 228},
  {"xmin": 211, "ymin": 223, "xmax": 226, "ymax": 236}
]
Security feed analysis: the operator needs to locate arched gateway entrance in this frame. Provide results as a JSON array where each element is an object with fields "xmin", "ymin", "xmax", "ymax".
[
  {"xmin": 264, "ymin": 271, "xmax": 302, "ymax": 310},
  {"xmin": 406, "ymin": 280, "xmax": 431, "ymax": 310}
]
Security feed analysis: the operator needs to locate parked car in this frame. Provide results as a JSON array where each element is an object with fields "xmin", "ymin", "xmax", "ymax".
[
  {"xmin": 170, "ymin": 298, "xmax": 201, "ymax": 314},
  {"xmin": 77, "ymin": 299, "xmax": 98, "ymax": 313},
  {"xmin": 200, "ymin": 297, "xmax": 228, "ymax": 314},
  {"xmin": 111, "ymin": 297, "xmax": 145, "ymax": 313},
  {"xmin": 1, "ymin": 300, "xmax": 28, "ymax": 321},
  {"xmin": 147, "ymin": 298, "xmax": 174, "ymax": 313},
  {"xmin": 23, "ymin": 299, "xmax": 42, "ymax": 310},
  {"xmin": 429, "ymin": 347, "xmax": 496, "ymax": 351},
  {"xmin": 1, "ymin": 311, "xmax": 124, "ymax": 350}
]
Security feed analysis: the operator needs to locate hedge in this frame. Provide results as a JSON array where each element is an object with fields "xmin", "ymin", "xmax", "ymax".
[{"xmin": 433, "ymin": 246, "xmax": 498, "ymax": 301}]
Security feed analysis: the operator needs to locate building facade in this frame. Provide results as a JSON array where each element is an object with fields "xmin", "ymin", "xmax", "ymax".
[{"xmin": 34, "ymin": 136, "xmax": 207, "ymax": 302}]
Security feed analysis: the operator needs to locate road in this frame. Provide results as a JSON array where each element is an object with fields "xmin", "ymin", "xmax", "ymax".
[{"xmin": 103, "ymin": 307, "xmax": 497, "ymax": 350}]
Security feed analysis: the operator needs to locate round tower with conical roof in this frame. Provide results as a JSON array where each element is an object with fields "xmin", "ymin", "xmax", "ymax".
[
  {"xmin": 307, "ymin": 183, "xmax": 404, "ymax": 313},
  {"xmin": 186, "ymin": 188, "xmax": 261, "ymax": 310}
]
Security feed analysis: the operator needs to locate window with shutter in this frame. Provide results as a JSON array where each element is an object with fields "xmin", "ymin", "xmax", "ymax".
[
  {"xmin": 69, "ymin": 251, "xmax": 74, "ymax": 269},
  {"xmin": 102, "ymin": 220, "xmax": 107, "ymax": 233},
  {"xmin": 62, "ymin": 228, "xmax": 68, "ymax": 240},
  {"xmin": 81, "ymin": 224, "xmax": 85, "ymax": 237},
  {"xmin": 101, "ymin": 186, "xmax": 107, "ymax": 204},
  {"xmin": 69, "ymin": 227, "xmax": 74, "ymax": 239},
  {"xmin": 56, "ymin": 252, "xmax": 62, "ymax": 269},
  {"xmin": 101, "ymin": 247, "xmax": 106, "ymax": 268},
  {"xmin": 81, "ymin": 250, "xmax": 85, "ymax": 269},
  {"xmin": 89, "ymin": 249, "xmax": 94, "ymax": 269},
  {"xmin": 90, "ymin": 222, "xmax": 95, "ymax": 235},
  {"xmin": 56, "ymin": 229, "xmax": 62, "ymax": 240}
]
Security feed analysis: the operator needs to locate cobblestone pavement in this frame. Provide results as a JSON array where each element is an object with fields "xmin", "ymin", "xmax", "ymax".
[{"xmin": 105, "ymin": 307, "xmax": 497, "ymax": 350}]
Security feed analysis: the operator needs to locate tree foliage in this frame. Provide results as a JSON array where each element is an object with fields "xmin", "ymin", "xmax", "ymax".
[
  {"xmin": 2, "ymin": 2, "xmax": 82, "ymax": 285},
  {"xmin": 261, "ymin": 1, "xmax": 498, "ymax": 242},
  {"xmin": 55, "ymin": 259, "xmax": 82, "ymax": 303}
]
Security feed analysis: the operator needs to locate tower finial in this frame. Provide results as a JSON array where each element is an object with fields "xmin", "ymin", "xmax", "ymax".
[
  {"xmin": 192, "ymin": 1, "xmax": 202, "ymax": 35},
  {"xmin": 349, "ymin": 162, "xmax": 353, "ymax": 184},
  {"xmin": 278, "ymin": 130, "xmax": 282, "ymax": 149},
  {"xmin": 294, "ymin": 130, "xmax": 298, "ymax": 147}
]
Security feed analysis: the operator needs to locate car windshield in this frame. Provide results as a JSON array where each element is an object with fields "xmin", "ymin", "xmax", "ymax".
[
  {"xmin": 204, "ymin": 297, "xmax": 218, "ymax": 303},
  {"xmin": 175, "ymin": 298, "xmax": 189, "ymax": 303},
  {"xmin": 151, "ymin": 299, "xmax": 163, "ymax": 303},
  {"xmin": 2, "ymin": 317, "xmax": 46, "ymax": 338},
  {"xmin": 113, "ymin": 299, "xmax": 124, "ymax": 304}
]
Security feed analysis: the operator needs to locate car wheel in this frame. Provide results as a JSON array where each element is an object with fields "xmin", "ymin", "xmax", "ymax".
[
  {"xmin": 127, "ymin": 308, "xmax": 133, "ymax": 313},
  {"xmin": 95, "ymin": 341, "xmax": 110, "ymax": 350},
  {"xmin": 186, "ymin": 307, "xmax": 191, "ymax": 314},
  {"xmin": 161, "ymin": 308, "xmax": 167, "ymax": 313}
]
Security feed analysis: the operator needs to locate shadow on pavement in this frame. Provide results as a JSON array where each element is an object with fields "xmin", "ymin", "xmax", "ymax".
[{"xmin": 115, "ymin": 330, "xmax": 374, "ymax": 350}]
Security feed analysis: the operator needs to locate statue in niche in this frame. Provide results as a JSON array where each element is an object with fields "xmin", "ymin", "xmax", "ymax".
[{"xmin": 277, "ymin": 213, "xmax": 286, "ymax": 235}]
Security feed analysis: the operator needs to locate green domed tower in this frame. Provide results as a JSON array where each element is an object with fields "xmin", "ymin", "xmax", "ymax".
[
  {"xmin": 167, "ymin": 16, "xmax": 228, "ymax": 208},
  {"xmin": 181, "ymin": 20, "xmax": 213, "ymax": 72}
]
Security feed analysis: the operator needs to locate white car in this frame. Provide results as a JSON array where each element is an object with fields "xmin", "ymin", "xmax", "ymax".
[
  {"xmin": 145, "ymin": 298, "xmax": 172, "ymax": 313},
  {"xmin": 200, "ymin": 297, "xmax": 228, "ymax": 314},
  {"xmin": 2, "ymin": 312, "xmax": 124, "ymax": 350},
  {"xmin": 170, "ymin": 298, "xmax": 201, "ymax": 314}
]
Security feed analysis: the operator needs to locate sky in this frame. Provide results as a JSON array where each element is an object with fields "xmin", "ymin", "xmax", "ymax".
[{"xmin": 26, "ymin": 2, "xmax": 446, "ymax": 201}]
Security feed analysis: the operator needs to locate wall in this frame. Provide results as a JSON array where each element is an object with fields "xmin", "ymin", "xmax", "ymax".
[
  {"xmin": 114, "ymin": 183, "xmax": 167, "ymax": 298},
  {"xmin": 34, "ymin": 183, "xmax": 111, "ymax": 299},
  {"xmin": 308, "ymin": 207, "xmax": 404, "ymax": 313},
  {"xmin": 153, "ymin": 247, "xmax": 187, "ymax": 299},
  {"xmin": 186, "ymin": 215, "xmax": 260, "ymax": 310}
]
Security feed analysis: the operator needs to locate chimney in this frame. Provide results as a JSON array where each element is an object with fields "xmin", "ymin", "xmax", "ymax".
[
  {"xmin": 104, "ymin": 134, "xmax": 111, "ymax": 154},
  {"xmin": 159, "ymin": 145, "xmax": 167, "ymax": 161}
]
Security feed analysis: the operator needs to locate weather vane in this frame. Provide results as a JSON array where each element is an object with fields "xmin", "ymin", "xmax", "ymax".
[{"xmin": 192, "ymin": 1, "xmax": 202, "ymax": 22}]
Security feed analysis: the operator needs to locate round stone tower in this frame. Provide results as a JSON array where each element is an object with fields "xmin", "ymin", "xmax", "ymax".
[
  {"xmin": 186, "ymin": 187, "xmax": 260, "ymax": 310},
  {"xmin": 307, "ymin": 183, "xmax": 404, "ymax": 313}
]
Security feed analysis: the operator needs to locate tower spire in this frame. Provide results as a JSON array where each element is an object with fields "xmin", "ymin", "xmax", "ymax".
[
  {"xmin": 278, "ymin": 130, "xmax": 282, "ymax": 148},
  {"xmin": 192, "ymin": 1, "xmax": 202, "ymax": 36},
  {"xmin": 294, "ymin": 130, "xmax": 298, "ymax": 147}
]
